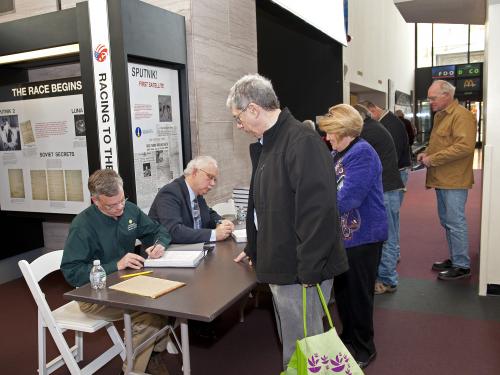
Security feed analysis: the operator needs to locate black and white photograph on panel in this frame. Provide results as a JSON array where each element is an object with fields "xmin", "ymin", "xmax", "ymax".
[
  {"xmin": 0, "ymin": 115, "xmax": 21, "ymax": 151},
  {"xmin": 143, "ymin": 162, "xmax": 152, "ymax": 177},
  {"xmin": 156, "ymin": 150, "xmax": 164, "ymax": 163},
  {"xmin": 73, "ymin": 114, "xmax": 86, "ymax": 136},
  {"xmin": 158, "ymin": 95, "xmax": 172, "ymax": 122}
]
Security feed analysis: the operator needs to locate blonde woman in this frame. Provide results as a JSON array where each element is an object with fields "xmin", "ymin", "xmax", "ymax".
[{"xmin": 319, "ymin": 104, "xmax": 387, "ymax": 369}]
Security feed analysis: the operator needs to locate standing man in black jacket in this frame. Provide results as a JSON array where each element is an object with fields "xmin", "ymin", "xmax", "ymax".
[
  {"xmin": 355, "ymin": 104, "xmax": 404, "ymax": 294},
  {"xmin": 227, "ymin": 74, "xmax": 348, "ymax": 370},
  {"xmin": 360, "ymin": 101, "xmax": 411, "ymax": 185},
  {"xmin": 360, "ymin": 101, "xmax": 410, "ymax": 290}
]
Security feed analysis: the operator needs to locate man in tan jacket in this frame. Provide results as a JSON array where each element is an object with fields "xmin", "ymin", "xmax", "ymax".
[{"xmin": 417, "ymin": 80, "xmax": 476, "ymax": 280}]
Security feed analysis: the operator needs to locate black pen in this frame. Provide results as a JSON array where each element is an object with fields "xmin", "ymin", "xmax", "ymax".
[{"xmin": 149, "ymin": 238, "xmax": 160, "ymax": 255}]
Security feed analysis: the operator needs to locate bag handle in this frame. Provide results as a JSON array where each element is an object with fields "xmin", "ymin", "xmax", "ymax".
[{"xmin": 302, "ymin": 284, "xmax": 334, "ymax": 337}]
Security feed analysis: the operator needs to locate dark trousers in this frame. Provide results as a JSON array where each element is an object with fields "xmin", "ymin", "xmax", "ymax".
[{"xmin": 334, "ymin": 242, "xmax": 382, "ymax": 362}]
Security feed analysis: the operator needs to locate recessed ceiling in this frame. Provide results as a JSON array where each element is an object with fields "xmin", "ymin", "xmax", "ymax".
[{"xmin": 394, "ymin": 0, "xmax": 486, "ymax": 25}]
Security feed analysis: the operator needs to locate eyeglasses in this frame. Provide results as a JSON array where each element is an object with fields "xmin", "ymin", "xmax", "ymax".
[
  {"xmin": 101, "ymin": 197, "xmax": 128, "ymax": 210},
  {"xmin": 234, "ymin": 104, "xmax": 250, "ymax": 125},
  {"xmin": 427, "ymin": 93, "xmax": 445, "ymax": 102},
  {"xmin": 199, "ymin": 168, "xmax": 217, "ymax": 182}
]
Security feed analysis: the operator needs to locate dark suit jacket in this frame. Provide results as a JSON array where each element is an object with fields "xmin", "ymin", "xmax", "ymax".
[
  {"xmin": 148, "ymin": 176, "xmax": 221, "ymax": 243},
  {"xmin": 379, "ymin": 111, "xmax": 411, "ymax": 169},
  {"xmin": 361, "ymin": 118, "xmax": 404, "ymax": 192}
]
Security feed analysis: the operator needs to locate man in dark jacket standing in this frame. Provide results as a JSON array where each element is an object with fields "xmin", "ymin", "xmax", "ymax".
[
  {"xmin": 360, "ymin": 101, "xmax": 411, "ymax": 293},
  {"xmin": 360, "ymin": 101, "xmax": 411, "ymax": 186},
  {"xmin": 355, "ymin": 104, "xmax": 404, "ymax": 294},
  {"xmin": 395, "ymin": 109, "xmax": 416, "ymax": 147},
  {"xmin": 227, "ymin": 74, "xmax": 348, "ymax": 370}
]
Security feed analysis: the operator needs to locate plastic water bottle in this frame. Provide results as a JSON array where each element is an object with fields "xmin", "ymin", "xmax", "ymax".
[{"xmin": 90, "ymin": 260, "xmax": 106, "ymax": 290}]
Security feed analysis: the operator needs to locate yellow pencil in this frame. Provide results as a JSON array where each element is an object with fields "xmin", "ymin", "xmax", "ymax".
[{"xmin": 120, "ymin": 270, "xmax": 153, "ymax": 279}]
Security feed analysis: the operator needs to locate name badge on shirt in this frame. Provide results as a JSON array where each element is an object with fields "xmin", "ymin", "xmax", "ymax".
[{"xmin": 127, "ymin": 219, "xmax": 137, "ymax": 231}]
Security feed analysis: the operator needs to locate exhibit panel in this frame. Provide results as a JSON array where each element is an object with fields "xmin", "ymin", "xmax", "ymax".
[
  {"xmin": 128, "ymin": 62, "xmax": 183, "ymax": 212},
  {"xmin": 0, "ymin": 77, "xmax": 90, "ymax": 214},
  {"xmin": 0, "ymin": 0, "xmax": 191, "ymax": 261}
]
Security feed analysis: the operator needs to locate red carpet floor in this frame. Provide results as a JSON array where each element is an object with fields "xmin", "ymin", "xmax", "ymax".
[
  {"xmin": 398, "ymin": 169, "xmax": 482, "ymax": 282},
  {"xmin": 367, "ymin": 308, "xmax": 500, "ymax": 374},
  {"xmin": 4, "ymin": 169, "xmax": 500, "ymax": 375}
]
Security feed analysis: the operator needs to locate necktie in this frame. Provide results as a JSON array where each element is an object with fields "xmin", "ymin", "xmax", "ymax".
[{"xmin": 192, "ymin": 198, "xmax": 202, "ymax": 229}]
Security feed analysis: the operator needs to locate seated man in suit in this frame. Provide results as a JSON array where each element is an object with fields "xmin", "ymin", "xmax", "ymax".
[{"xmin": 149, "ymin": 155, "xmax": 234, "ymax": 243}]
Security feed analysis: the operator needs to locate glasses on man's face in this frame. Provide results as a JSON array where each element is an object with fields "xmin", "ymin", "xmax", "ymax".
[
  {"xmin": 427, "ymin": 93, "xmax": 445, "ymax": 102},
  {"xmin": 199, "ymin": 168, "xmax": 217, "ymax": 183},
  {"xmin": 101, "ymin": 197, "xmax": 128, "ymax": 210},
  {"xmin": 234, "ymin": 104, "xmax": 250, "ymax": 125}
]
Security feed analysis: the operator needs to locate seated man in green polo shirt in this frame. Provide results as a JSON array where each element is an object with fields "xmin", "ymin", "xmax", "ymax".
[{"xmin": 61, "ymin": 169, "xmax": 171, "ymax": 373}]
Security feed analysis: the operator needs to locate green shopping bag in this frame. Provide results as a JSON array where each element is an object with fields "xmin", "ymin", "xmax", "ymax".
[{"xmin": 281, "ymin": 285, "xmax": 363, "ymax": 375}]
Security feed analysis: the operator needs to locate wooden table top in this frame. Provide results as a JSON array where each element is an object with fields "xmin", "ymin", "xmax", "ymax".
[{"xmin": 64, "ymin": 240, "xmax": 256, "ymax": 322}]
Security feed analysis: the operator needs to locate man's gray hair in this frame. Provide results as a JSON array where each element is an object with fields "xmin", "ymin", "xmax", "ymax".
[
  {"xmin": 353, "ymin": 104, "xmax": 372, "ymax": 120},
  {"xmin": 432, "ymin": 79, "xmax": 456, "ymax": 97},
  {"xmin": 184, "ymin": 155, "xmax": 218, "ymax": 176},
  {"xmin": 302, "ymin": 119, "xmax": 316, "ymax": 130},
  {"xmin": 226, "ymin": 73, "xmax": 280, "ymax": 110},
  {"xmin": 88, "ymin": 169, "xmax": 123, "ymax": 197},
  {"xmin": 358, "ymin": 100, "xmax": 379, "ymax": 110}
]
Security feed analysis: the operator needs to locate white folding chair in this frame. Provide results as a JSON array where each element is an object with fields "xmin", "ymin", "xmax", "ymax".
[{"xmin": 18, "ymin": 250, "xmax": 125, "ymax": 375}]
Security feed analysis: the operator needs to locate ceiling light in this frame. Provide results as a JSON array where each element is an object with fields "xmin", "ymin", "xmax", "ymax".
[{"xmin": 0, "ymin": 44, "xmax": 79, "ymax": 65}]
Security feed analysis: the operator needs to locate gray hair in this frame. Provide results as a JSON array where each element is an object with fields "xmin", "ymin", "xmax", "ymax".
[
  {"xmin": 353, "ymin": 104, "xmax": 372, "ymax": 120},
  {"xmin": 395, "ymin": 109, "xmax": 405, "ymax": 118},
  {"xmin": 431, "ymin": 80, "xmax": 456, "ymax": 97},
  {"xmin": 302, "ymin": 119, "xmax": 316, "ymax": 130},
  {"xmin": 358, "ymin": 100, "xmax": 378, "ymax": 110},
  {"xmin": 226, "ymin": 73, "xmax": 280, "ymax": 110},
  {"xmin": 88, "ymin": 169, "xmax": 123, "ymax": 197},
  {"xmin": 183, "ymin": 155, "xmax": 218, "ymax": 176}
]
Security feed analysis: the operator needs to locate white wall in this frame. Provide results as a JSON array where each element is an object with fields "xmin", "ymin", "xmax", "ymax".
[
  {"xmin": 479, "ymin": 0, "xmax": 500, "ymax": 295},
  {"xmin": 343, "ymin": 0, "xmax": 415, "ymax": 106},
  {"xmin": 0, "ymin": 0, "xmax": 57, "ymax": 21}
]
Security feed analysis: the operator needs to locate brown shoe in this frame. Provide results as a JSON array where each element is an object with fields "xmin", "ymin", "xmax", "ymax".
[{"xmin": 374, "ymin": 281, "xmax": 397, "ymax": 295}]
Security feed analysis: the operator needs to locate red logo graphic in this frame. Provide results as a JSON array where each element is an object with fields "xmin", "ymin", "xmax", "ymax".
[{"xmin": 94, "ymin": 44, "xmax": 108, "ymax": 62}]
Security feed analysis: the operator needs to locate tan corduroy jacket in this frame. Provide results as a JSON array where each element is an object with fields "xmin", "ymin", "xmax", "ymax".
[{"xmin": 425, "ymin": 99, "xmax": 476, "ymax": 189}]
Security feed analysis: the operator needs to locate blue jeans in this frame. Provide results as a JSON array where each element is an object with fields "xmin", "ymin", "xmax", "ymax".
[
  {"xmin": 435, "ymin": 189, "xmax": 470, "ymax": 268},
  {"xmin": 399, "ymin": 168, "xmax": 409, "ymax": 205},
  {"xmin": 378, "ymin": 190, "xmax": 401, "ymax": 286}
]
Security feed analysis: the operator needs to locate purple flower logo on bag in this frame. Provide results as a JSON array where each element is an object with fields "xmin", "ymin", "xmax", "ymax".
[
  {"xmin": 307, "ymin": 353, "xmax": 354, "ymax": 374},
  {"xmin": 330, "ymin": 353, "xmax": 350, "ymax": 372},
  {"xmin": 307, "ymin": 354, "xmax": 322, "ymax": 373}
]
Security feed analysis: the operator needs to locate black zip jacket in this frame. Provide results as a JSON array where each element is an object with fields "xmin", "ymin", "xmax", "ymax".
[{"xmin": 245, "ymin": 108, "xmax": 348, "ymax": 285}]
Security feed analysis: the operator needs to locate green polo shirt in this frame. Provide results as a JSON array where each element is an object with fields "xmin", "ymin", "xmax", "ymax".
[{"xmin": 61, "ymin": 201, "xmax": 171, "ymax": 287}]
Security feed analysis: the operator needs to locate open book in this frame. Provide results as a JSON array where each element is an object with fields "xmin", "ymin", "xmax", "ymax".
[
  {"xmin": 110, "ymin": 275, "xmax": 185, "ymax": 298},
  {"xmin": 144, "ymin": 243, "xmax": 205, "ymax": 267}
]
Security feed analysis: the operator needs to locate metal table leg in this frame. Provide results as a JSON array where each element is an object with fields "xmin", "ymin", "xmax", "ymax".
[
  {"xmin": 180, "ymin": 318, "xmax": 191, "ymax": 375},
  {"xmin": 124, "ymin": 311, "xmax": 134, "ymax": 374}
]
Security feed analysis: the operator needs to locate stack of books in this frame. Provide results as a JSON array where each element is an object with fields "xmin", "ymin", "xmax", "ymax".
[
  {"xmin": 231, "ymin": 229, "xmax": 247, "ymax": 243},
  {"xmin": 232, "ymin": 186, "xmax": 249, "ymax": 208},
  {"xmin": 144, "ymin": 243, "xmax": 206, "ymax": 267}
]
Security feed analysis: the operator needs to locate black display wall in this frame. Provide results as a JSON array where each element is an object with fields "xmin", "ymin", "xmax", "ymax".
[
  {"xmin": 256, "ymin": 0, "xmax": 343, "ymax": 121},
  {"xmin": 0, "ymin": 0, "xmax": 190, "ymax": 257}
]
